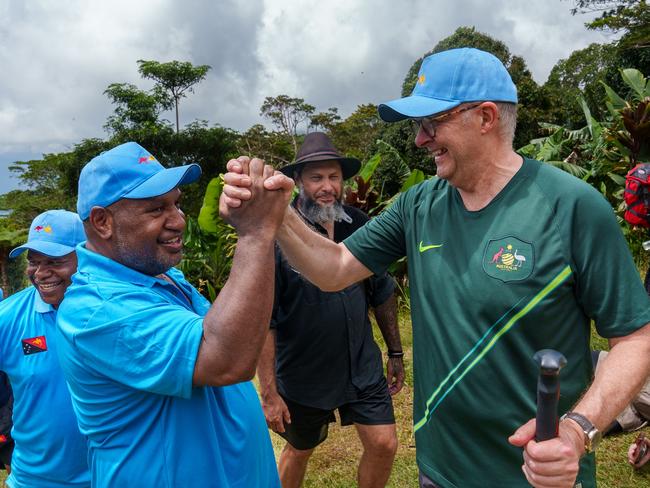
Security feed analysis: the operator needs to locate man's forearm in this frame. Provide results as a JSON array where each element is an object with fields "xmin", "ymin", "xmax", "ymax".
[
  {"xmin": 373, "ymin": 293, "xmax": 402, "ymax": 352},
  {"xmin": 257, "ymin": 330, "xmax": 278, "ymax": 397},
  {"xmin": 276, "ymin": 207, "xmax": 372, "ymax": 291},
  {"xmin": 571, "ymin": 323, "xmax": 650, "ymax": 432},
  {"xmin": 197, "ymin": 235, "xmax": 277, "ymax": 385}
]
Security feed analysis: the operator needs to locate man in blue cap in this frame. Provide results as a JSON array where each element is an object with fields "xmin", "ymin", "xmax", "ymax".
[
  {"xmin": 56, "ymin": 142, "xmax": 291, "ymax": 487},
  {"xmin": 222, "ymin": 48, "xmax": 650, "ymax": 488},
  {"xmin": 0, "ymin": 209, "xmax": 89, "ymax": 487}
]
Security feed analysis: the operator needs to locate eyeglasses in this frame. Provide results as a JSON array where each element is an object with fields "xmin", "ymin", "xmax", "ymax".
[{"xmin": 412, "ymin": 103, "xmax": 483, "ymax": 138}]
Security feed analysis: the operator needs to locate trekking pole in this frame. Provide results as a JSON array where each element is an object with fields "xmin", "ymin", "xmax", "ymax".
[{"xmin": 534, "ymin": 349, "xmax": 567, "ymax": 441}]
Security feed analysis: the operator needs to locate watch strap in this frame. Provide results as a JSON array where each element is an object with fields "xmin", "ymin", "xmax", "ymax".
[{"xmin": 561, "ymin": 411, "xmax": 601, "ymax": 453}]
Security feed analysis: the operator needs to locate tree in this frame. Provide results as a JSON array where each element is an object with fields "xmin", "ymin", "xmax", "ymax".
[
  {"xmin": 137, "ymin": 60, "xmax": 211, "ymax": 133},
  {"xmin": 237, "ymin": 124, "xmax": 294, "ymax": 167},
  {"xmin": 309, "ymin": 107, "xmax": 341, "ymax": 132},
  {"xmin": 572, "ymin": 0, "xmax": 637, "ymax": 14},
  {"xmin": 544, "ymin": 43, "xmax": 618, "ymax": 127},
  {"xmin": 103, "ymin": 83, "xmax": 168, "ymax": 135},
  {"xmin": 260, "ymin": 95, "xmax": 315, "ymax": 156},
  {"xmin": 328, "ymin": 104, "xmax": 385, "ymax": 162},
  {"xmin": 163, "ymin": 121, "xmax": 239, "ymax": 216},
  {"xmin": 568, "ymin": 2, "xmax": 650, "ymax": 116},
  {"xmin": 573, "ymin": 1, "xmax": 650, "ymax": 48},
  {"xmin": 0, "ymin": 225, "xmax": 27, "ymax": 295},
  {"xmin": 1, "ymin": 139, "xmax": 111, "ymax": 227}
]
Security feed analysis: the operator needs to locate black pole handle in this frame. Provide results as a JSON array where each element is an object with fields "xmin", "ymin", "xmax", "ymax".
[{"xmin": 534, "ymin": 349, "xmax": 567, "ymax": 442}]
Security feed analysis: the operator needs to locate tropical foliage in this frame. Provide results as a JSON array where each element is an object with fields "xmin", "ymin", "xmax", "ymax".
[
  {"xmin": 521, "ymin": 68, "xmax": 650, "ymax": 258},
  {"xmin": 180, "ymin": 177, "xmax": 237, "ymax": 301}
]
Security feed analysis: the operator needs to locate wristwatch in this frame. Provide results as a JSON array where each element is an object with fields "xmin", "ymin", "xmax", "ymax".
[{"xmin": 561, "ymin": 412, "xmax": 602, "ymax": 453}]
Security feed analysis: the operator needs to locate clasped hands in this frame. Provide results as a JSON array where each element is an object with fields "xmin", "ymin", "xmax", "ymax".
[{"xmin": 219, "ymin": 156, "xmax": 295, "ymax": 237}]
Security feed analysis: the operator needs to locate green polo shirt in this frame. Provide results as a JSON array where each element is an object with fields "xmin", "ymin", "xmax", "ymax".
[{"xmin": 344, "ymin": 158, "xmax": 650, "ymax": 488}]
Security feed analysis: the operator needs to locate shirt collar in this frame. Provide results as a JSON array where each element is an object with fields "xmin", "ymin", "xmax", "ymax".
[
  {"xmin": 76, "ymin": 243, "xmax": 169, "ymax": 288},
  {"xmin": 34, "ymin": 289, "xmax": 55, "ymax": 314}
]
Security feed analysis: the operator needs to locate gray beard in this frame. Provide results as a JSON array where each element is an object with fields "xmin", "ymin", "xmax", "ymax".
[{"xmin": 298, "ymin": 196, "xmax": 353, "ymax": 225}]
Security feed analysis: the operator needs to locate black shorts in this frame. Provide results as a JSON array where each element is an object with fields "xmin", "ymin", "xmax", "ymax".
[
  {"xmin": 0, "ymin": 438, "xmax": 13, "ymax": 468},
  {"xmin": 279, "ymin": 378, "xmax": 395, "ymax": 451}
]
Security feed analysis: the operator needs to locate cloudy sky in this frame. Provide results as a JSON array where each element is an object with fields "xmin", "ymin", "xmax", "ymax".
[{"xmin": 0, "ymin": 0, "xmax": 610, "ymax": 194}]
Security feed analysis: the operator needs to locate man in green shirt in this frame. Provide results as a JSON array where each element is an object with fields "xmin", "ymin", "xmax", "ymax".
[{"xmin": 221, "ymin": 48, "xmax": 650, "ymax": 488}]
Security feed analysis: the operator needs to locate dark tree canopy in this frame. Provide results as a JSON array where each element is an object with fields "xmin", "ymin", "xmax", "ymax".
[
  {"xmin": 544, "ymin": 43, "xmax": 618, "ymax": 127},
  {"xmin": 328, "ymin": 104, "xmax": 385, "ymax": 162},
  {"xmin": 104, "ymin": 83, "xmax": 169, "ymax": 135}
]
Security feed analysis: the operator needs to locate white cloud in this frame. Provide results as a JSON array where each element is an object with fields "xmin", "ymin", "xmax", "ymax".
[{"xmin": 0, "ymin": 0, "xmax": 616, "ymax": 192}]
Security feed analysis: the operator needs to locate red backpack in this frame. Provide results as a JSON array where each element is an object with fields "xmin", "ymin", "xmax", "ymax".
[{"xmin": 624, "ymin": 163, "xmax": 650, "ymax": 228}]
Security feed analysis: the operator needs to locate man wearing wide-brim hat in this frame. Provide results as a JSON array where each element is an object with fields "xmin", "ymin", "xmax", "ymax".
[
  {"xmin": 279, "ymin": 131, "xmax": 361, "ymax": 181},
  {"xmin": 223, "ymin": 48, "xmax": 650, "ymax": 488},
  {"xmin": 257, "ymin": 131, "xmax": 404, "ymax": 488}
]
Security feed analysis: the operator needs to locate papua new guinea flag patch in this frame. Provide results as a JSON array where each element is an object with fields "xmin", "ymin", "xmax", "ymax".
[{"xmin": 22, "ymin": 336, "xmax": 47, "ymax": 355}]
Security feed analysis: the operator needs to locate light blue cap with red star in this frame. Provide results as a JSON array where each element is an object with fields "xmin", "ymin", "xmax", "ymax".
[
  {"xmin": 10, "ymin": 209, "xmax": 86, "ymax": 258},
  {"xmin": 76, "ymin": 141, "xmax": 201, "ymax": 220}
]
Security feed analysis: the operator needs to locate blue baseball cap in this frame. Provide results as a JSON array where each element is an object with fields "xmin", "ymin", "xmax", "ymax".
[
  {"xmin": 10, "ymin": 209, "xmax": 86, "ymax": 258},
  {"xmin": 378, "ymin": 48, "xmax": 518, "ymax": 122},
  {"xmin": 76, "ymin": 142, "xmax": 202, "ymax": 220}
]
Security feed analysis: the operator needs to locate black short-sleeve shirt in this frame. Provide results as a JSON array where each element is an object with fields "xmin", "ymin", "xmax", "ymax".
[{"xmin": 271, "ymin": 204, "xmax": 395, "ymax": 410}]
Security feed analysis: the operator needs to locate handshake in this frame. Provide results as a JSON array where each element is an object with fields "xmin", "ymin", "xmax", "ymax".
[{"xmin": 219, "ymin": 156, "xmax": 295, "ymax": 238}]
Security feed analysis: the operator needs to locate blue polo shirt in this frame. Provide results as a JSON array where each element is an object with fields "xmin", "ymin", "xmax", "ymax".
[
  {"xmin": 0, "ymin": 287, "xmax": 90, "ymax": 488},
  {"xmin": 56, "ymin": 244, "xmax": 280, "ymax": 487}
]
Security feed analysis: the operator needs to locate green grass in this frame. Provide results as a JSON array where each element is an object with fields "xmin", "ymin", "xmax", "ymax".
[{"xmin": 2, "ymin": 314, "xmax": 649, "ymax": 486}]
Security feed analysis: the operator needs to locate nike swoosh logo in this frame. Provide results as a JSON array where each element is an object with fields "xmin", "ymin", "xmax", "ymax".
[{"xmin": 419, "ymin": 241, "xmax": 443, "ymax": 252}]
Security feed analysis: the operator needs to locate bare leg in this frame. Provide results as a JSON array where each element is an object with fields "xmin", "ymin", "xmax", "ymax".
[
  {"xmin": 355, "ymin": 423, "xmax": 398, "ymax": 488},
  {"xmin": 278, "ymin": 443, "xmax": 315, "ymax": 488}
]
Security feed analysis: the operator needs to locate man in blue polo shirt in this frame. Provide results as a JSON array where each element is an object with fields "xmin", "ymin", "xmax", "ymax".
[
  {"xmin": 0, "ymin": 209, "xmax": 89, "ymax": 488},
  {"xmin": 56, "ymin": 142, "xmax": 291, "ymax": 487}
]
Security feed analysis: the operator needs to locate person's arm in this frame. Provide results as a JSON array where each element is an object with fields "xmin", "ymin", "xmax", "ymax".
[
  {"xmin": 221, "ymin": 158, "xmax": 373, "ymax": 291},
  {"xmin": 372, "ymin": 293, "xmax": 404, "ymax": 395},
  {"xmin": 276, "ymin": 207, "xmax": 372, "ymax": 290},
  {"xmin": 509, "ymin": 322, "xmax": 650, "ymax": 488},
  {"xmin": 257, "ymin": 330, "xmax": 291, "ymax": 432},
  {"xmin": 570, "ymin": 324, "xmax": 650, "ymax": 435},
  {"xmin": 192, "ymin": 157, "xmax": 293, "ymax": 387}
]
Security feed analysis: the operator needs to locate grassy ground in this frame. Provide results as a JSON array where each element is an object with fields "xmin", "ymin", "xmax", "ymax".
[{"xmin": 1, "ymin": 316, "xmax": 648, "ymax": 486}]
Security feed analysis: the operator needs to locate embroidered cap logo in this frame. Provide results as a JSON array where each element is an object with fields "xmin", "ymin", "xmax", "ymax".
[{"xmin": 138, "ymin": 155, "xmax": 156, "ymax": 164}]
